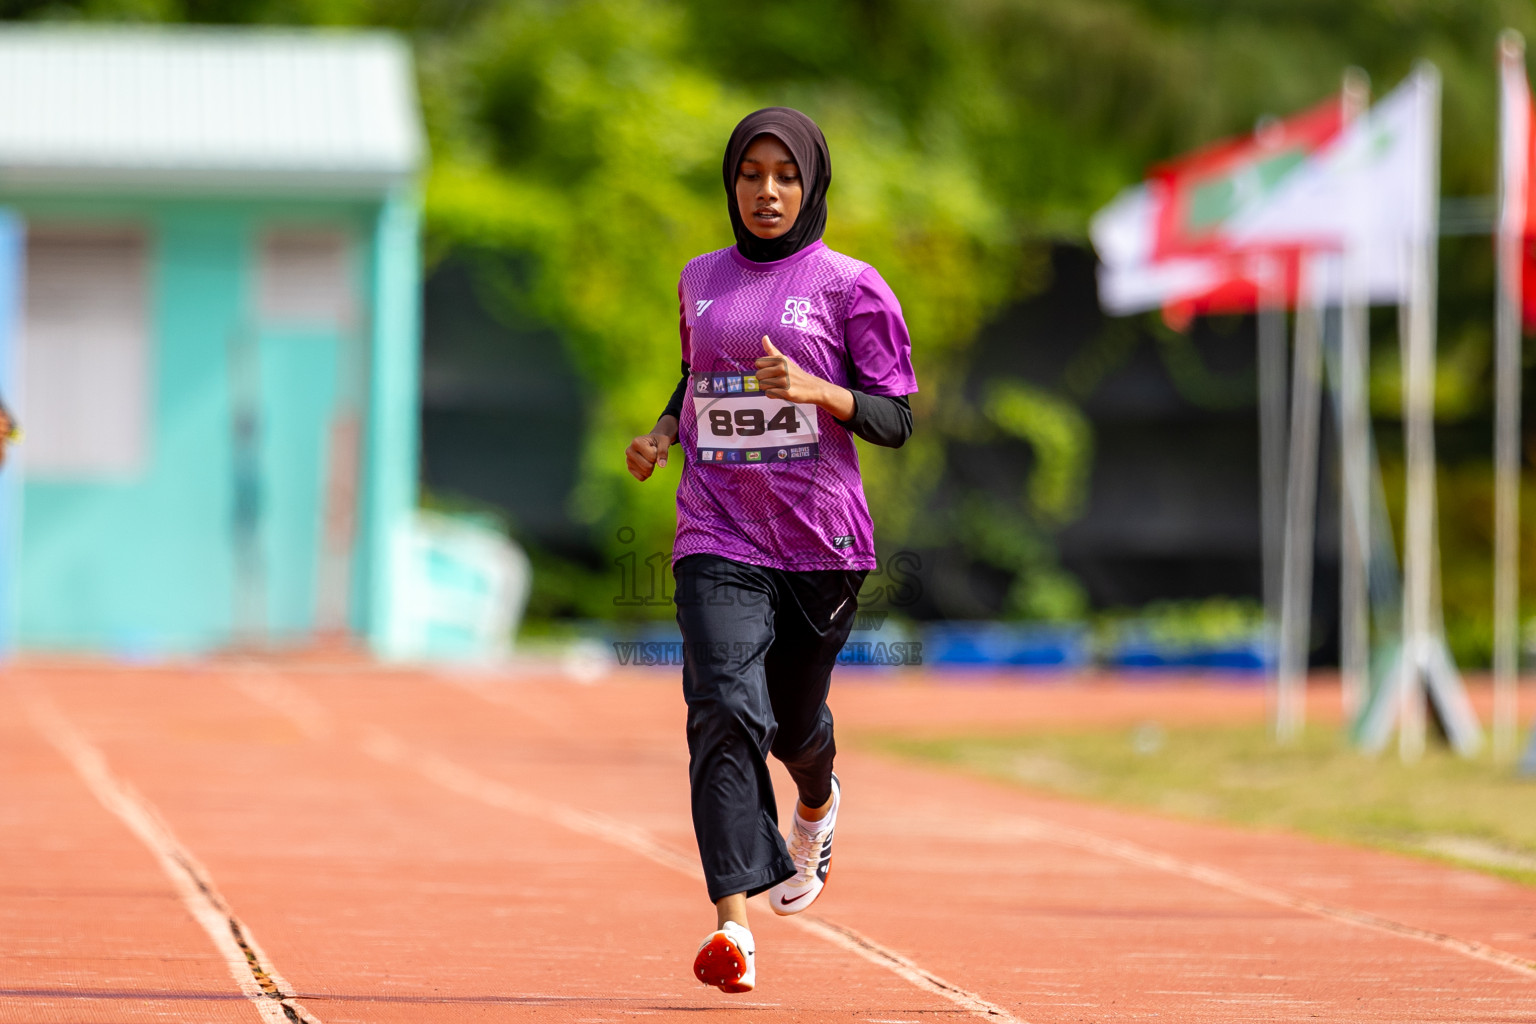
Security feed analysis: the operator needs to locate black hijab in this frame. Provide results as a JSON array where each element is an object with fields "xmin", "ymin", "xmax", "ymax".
[{"xmin": 723, "ymin": 107, "xmax": 832, "ymax": 263}]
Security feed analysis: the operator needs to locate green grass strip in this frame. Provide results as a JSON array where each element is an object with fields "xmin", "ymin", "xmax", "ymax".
[{"xmin": 866, "ymin": 723, "xmax": 1536, "ymax": 887}]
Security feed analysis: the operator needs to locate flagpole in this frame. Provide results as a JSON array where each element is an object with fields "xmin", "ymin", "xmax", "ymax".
[
  {"xmin": 1278, "ymin": 253, "xmax": 1324, "ymax": 742},
  {"xmin": 1339, "ymin": 68, "xmax": 1372, "ymax": 725},
  {"xmin": 1258, "ymin": 255, "xmax": 1288, "ymax": 716},
  {"xmin": 1400, "ymin": 63, "xmax": 1443, "ymax": 763},
  {"xmin": 1495, "ymin": 31, "xmax": 1527, "ymax": 761}
]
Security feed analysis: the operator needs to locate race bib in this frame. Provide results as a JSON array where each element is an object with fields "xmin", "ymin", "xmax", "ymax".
[{"xmin": 692, "ymin": 372, "xmax": 819, "ymax": 465}]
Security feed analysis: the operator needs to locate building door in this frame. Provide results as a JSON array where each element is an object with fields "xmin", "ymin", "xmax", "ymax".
[{"xmin": 233, "ymin": 227, "xmax": 361, "ymax": 645}]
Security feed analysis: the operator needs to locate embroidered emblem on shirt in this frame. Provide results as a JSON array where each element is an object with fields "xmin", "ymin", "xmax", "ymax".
[
  {"xmin": 781, "ymin": 297, "xmax": 812, "ymax": 330},
  {"xmin": 832, "ymin": 535, "xmax": 855, "ymax": 549},
  {"xmin": 695, "ymin": 299, "xmax": 713, "ymax": 317}
]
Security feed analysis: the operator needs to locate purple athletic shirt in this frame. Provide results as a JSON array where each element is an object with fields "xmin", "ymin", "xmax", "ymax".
[{"xmin": 673, "ymin": 240, "xmax": 918, "ymax": 572}]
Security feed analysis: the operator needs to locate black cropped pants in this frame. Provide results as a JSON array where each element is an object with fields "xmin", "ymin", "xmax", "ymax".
[{"xmin": 674, "ymin": 554, "xmax": 866, "ymax": 903}]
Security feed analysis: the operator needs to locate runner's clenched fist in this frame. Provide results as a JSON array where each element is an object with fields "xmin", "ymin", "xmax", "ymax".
[{"xmin": 626, "ymin": 416, "xmax": 678, "ymax": 481}]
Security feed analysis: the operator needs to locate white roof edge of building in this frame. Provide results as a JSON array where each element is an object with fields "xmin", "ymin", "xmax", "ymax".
[
  {"xmin": 0, "ymin": 22, "xmax": 412, "ymax": 40},
  {"xmin": 0, "ymin": 24, "xmax": 426, "ymax": 191},
  {"xmin": 0, "ymin": 167, "xmax": 416, "ymax": 199}
]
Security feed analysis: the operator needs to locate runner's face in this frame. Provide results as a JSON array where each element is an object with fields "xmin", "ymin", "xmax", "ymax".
[{"xmin": 736, "ymin": 135, "xmax": 802, "ymax": 240}]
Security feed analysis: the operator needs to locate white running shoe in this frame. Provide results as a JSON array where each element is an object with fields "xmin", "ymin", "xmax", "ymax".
[
  {"xmin": 769, "ymin": 774, "xmax": 839, "ymax": 916},
  {"xmin": 693, "ymin": 919, "xmax": 755, "ymax": 993}
]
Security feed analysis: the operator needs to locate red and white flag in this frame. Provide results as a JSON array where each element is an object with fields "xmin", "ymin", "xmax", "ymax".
[
  {"xmin": 1148, "ymin": 98, "xmax": 1343, "ymax": 261},
  {"xmin": 1096, "ymin": 69, "xmax": 1439, "ymax": 324},
  {"xmin": 1499, "ymin": 33, "xmax": 1536, "ymax": 331},
  {"xmin": 1227, "ymin": 67, "xmax": 1437, "ymax": 305},
  {"xmin": 1092, "ymin": 98, "xmax": 1343, "ymax": 319}
]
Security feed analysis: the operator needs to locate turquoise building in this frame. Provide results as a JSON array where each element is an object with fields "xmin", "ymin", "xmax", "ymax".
[{"xmin": 0, "ymin": 27, "xmax": 425, "ymax": 655}]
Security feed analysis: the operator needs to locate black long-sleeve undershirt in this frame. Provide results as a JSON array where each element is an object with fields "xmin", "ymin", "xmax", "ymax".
[
  {"xmin": 837, "ymin": 389, "xmax": 912, "ymax": 448},
  {"xmin": 661, "ymin": 361, "xmax": 691, "ymax": 421},
  {"xmin": 660, "ymin": 362, "xmax": 912, "ymax": 449}
]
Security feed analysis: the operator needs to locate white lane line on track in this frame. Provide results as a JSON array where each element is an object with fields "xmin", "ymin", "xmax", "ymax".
[
  {"xmin": 985, "ymin": 815, "xmax": 1536, "ymax": 981},
  {"xmin": 237, "ymin": 670, "xmax": 1536, "ymax": 990},
  {"xmin": 354, "ymin": 724, "xmax": 1024, "ymax": 1023},
  {"xmin": 19, "ymin": 689, "xmax": 322, "ymax": 1024},
  {"xmin": 792, "ymin": 916, "xmax": 1022, "ymax": 1021},
  {"xmin": 229, "ymin": 670, "xmax": 333, "ymax": 741},
  {"xmin": 230, "ymin": 668, "xmax": 1025, "ymax": 1020},
  {"xmin": 358, "ymin": 727, "xmax": 705, "ymax": 878},
  {"xmin": 435, "ymin": 684, "xmax": 1536, "ymax": 988}
]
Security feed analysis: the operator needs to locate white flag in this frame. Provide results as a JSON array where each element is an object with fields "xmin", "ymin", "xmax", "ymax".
[
  {"xmin": 1227, "ymin": 67, "xmax": 1438, "ymax": 303},
  {"xmin": 1090, "ymin": 182, "xmax": 1225, "ymax": 315}
]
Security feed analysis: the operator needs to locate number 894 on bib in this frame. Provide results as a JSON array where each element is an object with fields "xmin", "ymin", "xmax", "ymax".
[{"xmin": 692, "ymin": 386, "xmax": 819, "ymax": 465}]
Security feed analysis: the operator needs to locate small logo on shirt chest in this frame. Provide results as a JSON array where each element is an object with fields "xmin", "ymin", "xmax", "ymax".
[
  {"xmin": 695, "ymin": 299, "xmax": 713, "ymax": 317},
  {"xmin": 781, "ymin": 297, "xmax": 813, "ymax": 330}
]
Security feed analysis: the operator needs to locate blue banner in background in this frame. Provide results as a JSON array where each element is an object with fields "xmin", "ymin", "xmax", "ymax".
[{"xmin": 0, "ymin": 210, "xmax": 22, "ymax": 659}]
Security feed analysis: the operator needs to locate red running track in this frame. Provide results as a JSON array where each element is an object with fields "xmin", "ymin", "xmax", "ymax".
[{"xmin": 4, "ymin": 661, "xmax": 1535, "ymax": 1023}]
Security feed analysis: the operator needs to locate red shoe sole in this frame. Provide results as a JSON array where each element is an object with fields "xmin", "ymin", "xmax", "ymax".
[{"xmin": 693, "ymin": 933, "xmax": 751, "ymax": 992}]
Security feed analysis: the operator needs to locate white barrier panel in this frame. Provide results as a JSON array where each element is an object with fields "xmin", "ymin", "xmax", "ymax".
[{"xmin": 383, "ymin": 511, "xmax": 530, "ymax": 663}]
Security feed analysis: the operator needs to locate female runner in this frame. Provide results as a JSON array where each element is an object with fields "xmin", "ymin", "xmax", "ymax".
[{"xmin": 625, "ymin": 106, "xmax": 916, "ymax": 994}]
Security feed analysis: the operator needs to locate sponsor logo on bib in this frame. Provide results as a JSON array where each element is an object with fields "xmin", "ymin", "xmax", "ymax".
[{"xmin": 690, "ymin": 372, "xmax": 820, "ymax": 467}]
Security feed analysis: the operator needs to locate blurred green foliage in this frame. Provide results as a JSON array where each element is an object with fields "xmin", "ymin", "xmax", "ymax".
[
  {"xmin": 13, "ymin": 0, "xmax": 1536, "ymax": 652},
  {"xmin": 1095, "ymin": 597, "xmax": 1267, "ymax": 653},
  {"xmin": 1378, "ymin": 459, "xmax": 1536, "ymax": 667},
  {"xmin": 414, "ymin": 0, "xmax": 1024, "ymax": 622}
]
